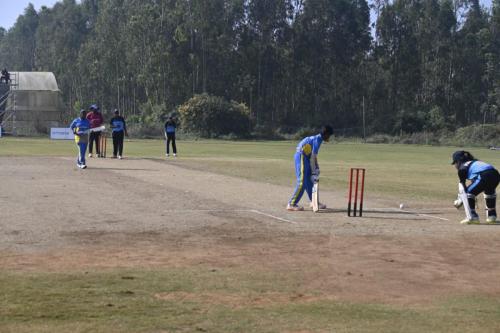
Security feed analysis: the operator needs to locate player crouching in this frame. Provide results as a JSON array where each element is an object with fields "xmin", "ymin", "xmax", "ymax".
[
  {"xmin": 451, "ymin": 150, "xmax": 499, "ymax": 224},
  {"xmin": 287, "ymin": 125, "xmax": 333, "ymax": 211}
]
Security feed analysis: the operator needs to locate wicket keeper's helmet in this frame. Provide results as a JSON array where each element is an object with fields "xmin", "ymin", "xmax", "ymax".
[{"xmin": 451, "ymin": 150, "xmax": 474, "ymax": 165}]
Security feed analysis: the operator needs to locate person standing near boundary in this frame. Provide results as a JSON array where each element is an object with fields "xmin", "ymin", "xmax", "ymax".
[
  {"xmin": 287, "ymin": 125, "xmax": 333, "ymax": 211},
  {"xmin": 69, "ymin": 109, "xmax": 91, "ymax": 169},
  {"xmin": 451, "ymin": 150, "xmax": 499, "ymax": 224},
  {"xmin": 110, "ymin": 109, "xmax": 128, "ymax": 159},
  {"xmin": 86, "ymin": 104, "xmax": 104, "ymax": 157},
  {"xmin": 164, "ymin": 115, "xmax": 177, "ymax": 157}
]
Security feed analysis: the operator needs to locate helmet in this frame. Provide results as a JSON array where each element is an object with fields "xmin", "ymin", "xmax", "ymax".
[{"xmin": 89, "ymin": 104, "xmax": 98, "ymax": 111}]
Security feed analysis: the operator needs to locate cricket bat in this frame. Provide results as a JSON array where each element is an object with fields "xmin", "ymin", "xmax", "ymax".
[
  {"xmin": 90, "ymin": 125, "xmax": 105, "ymax": 133},
  {"xmin": 312, "ymin": 180, "xmax": 319, "ymax": 212},
  {"xmin": 458, "ymin": 183, "xmax": 472, "ymax": 220}
]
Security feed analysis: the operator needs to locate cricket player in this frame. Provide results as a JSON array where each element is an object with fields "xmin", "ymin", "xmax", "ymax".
[
  {"xmin": 287, "ymin": 125, "xmax": 334, "ymax": 211},
  {"xmin": 164, "ymin": 115, "xmax": 177, "ymax": 157},
  {"xmin": 110, "ymin": 109, "xmax": 128, "ymax": 159},
  {"xmin": 69, "ymin": 109, "xmax": 91, "ymax": 169},
  {"xmin": 86, "ymin": 104, "xmax": 104, "ymax": 157},
  {"xmin": 452, "ymin": 150, "xmax": 499, "ymax": 224}
]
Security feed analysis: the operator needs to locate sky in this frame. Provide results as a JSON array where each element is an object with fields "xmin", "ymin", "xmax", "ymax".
[
  {"xmin": 0, "ymin": 0, "xmax": 61, "ymax": 30},
  {"xmin": 0, "ymin": 0, "xmax": 495, "ymax": 31}
]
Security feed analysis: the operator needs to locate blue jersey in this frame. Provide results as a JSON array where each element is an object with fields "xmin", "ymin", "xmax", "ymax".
[
  {"xmin": 110, "ymin": 116, "xmax": 126, "ymax": 133},
  {"xmin": 296, "ymin": 134, "xmax": 323, "ymax": 157},
  {"xmin": 459, "ymin": 160, "xmax": 496, "ymax": 183},
  {"xmin": 69, "ymin": 117, "xmax": 90, "ymax": 143},
  {"xmin": 164, "ymin": 119, "xmax": 176, "ymax": 134}
]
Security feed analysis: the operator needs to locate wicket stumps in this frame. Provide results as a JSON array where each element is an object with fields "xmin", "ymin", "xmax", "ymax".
[
  {"xmin": 98, "ymin": 133, "xmax": 107, "ymax": 158},
  {"xmin": 348, "ymin": 168, "xmax": 365, "ymax": 217}
]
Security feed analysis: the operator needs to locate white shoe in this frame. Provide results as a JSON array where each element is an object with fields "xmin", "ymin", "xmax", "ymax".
[
  {"xmin": 173, "ymin": 153, "xmax": 177, "ymax": 157},
  {"xmin": 286, "ymin": 204, "xmax": 304, "ymax": 211},
  {"xmin": 118, "ymin": 155, "xmax": 122, "ymax": 159},
  {"xmin": 81, "ymin": 164, "xmax": 87, "ymax": 169},
  {"xmin": 486, "ymin": 216, "xmax": 497, "ymax": 224},
  {"xmin": 88, "ymin": 153, "xmax": 92, "ymax": 158},
  {"xmin": 460, "ymin": 216, "xmax": 480, "ymax": 224},
  {"xmin": 166, "ymin": 154, "xmax": 169, "ymax": 157},
  {"xmin": 310, "ymin": 202, "xmax": 327, "ymax": 209}
]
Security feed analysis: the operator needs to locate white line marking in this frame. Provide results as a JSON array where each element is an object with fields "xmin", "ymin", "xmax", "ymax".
[
  {"xmin": 249, "ymin": 209, "xmax": 297, "ymax": 224},
  {"xmin": 387, "ymin": 207, "xmax": 450, "ymax": 221},
  {"xmin": 161, "ymin": 208, "xmax": 297, "ymax": 224}
]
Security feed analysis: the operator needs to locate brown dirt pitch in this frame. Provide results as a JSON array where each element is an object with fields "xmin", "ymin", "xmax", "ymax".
[{"xmin": 2, "ymin": 156, "xmax": 500, "ymax": 306}]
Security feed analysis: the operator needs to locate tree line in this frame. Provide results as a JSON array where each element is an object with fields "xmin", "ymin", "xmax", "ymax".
[{"xmin": 0, "ymin": 0, "xmax": 498, "ymax": 137}]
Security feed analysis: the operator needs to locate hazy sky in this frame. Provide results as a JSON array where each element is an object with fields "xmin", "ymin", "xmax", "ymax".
[
  {"xmin": 0, "ymin": 0, "xmax": 495, "ymax": 31},
  {"xmin": 1, "ymin": 0, "xmax": 60, "ymax": 30}
]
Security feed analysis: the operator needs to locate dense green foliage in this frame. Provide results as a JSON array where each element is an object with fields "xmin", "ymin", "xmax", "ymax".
[
  {"xmin": 0, "ymin": 0, "xmax": 498, "ymax": 137},
  {"xmin": 178, "ymin": 94, "xmax": 252, "ymax": 138}
]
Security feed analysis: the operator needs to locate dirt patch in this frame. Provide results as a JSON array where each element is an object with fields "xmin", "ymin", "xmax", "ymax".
[
  {"xmin": 154, "ymin": 291, "xmax": 321, "ymax": 308},
  {"xmin": 2, "ymin": 156, "xmax": 500, "ymax": 306}
]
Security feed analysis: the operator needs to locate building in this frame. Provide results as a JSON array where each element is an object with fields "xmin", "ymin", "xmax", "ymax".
[{"xmin": 1, "ymin": 72, "xmax": 66, "ymax": 135}]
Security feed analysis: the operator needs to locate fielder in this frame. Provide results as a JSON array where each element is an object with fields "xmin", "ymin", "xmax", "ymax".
[
  {"xmin": 69, "ymin": 109, "xmax": 91, "ymax": 169},
  {"xmin": 287, "ymin": 125, "xmax": 333, "ymax": 211},
  {"xmin": 452, "ymin": 150, "xmax": 499, "ymax": 224},
  {"xmin": 110, "ymin": 109, "xmax": 128, "ymax": 159}
]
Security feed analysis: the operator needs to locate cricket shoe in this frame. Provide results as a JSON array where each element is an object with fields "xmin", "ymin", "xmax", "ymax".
[
  {"xmin": 460, "ymin": 216, "xmax": 480, "ymax": 224},
  {"xmin": 165, "ymin": 154, "xmax": 169, "ymax": 158},
  {"xmin": 287, "ymin": 204, "xmax": 304, "ymax": 211},
  {"xmin": 118, "ymin": 155, "xmax": 122, "ymax": 159},
  {"xmin": 486, "ymin": 215, "xmax": 497, "ymax": 224},
  {"xmin": 81, "ymin": 164, "xmax": 87, "ymax": 169},
  {"xmin": 88, "ymin": 153, "xmax": 92, "ymax": 158},
  {"xmin": 310, "ymin": 202, "xmax": 327, "ymax": 209}
]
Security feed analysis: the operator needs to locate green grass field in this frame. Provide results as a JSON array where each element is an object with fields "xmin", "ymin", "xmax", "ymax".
[
  {"xmin": 2, "ymin": 269, "xmax": 500, "ymax": 333},
  {"xmin": 2, "ymin": 137, "xmax": 500, "ymax": 332},
  {"xmin": 1, "ymin": 137, "xmax": 499, "ymax": 201}
]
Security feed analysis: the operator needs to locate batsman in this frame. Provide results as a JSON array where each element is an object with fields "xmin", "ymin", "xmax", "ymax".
[
  {"xmin": 452, "ymin": 150, "xmax": 499, "ymax": 224},
  {"xmin": 287, "ymin": 125, "xmax": 333, "ymax": 211}
]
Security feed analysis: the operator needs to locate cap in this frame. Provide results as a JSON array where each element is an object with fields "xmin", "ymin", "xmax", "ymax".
[{"xmin": 451, "ymin": 150, "xmax": 473, "ymax": 165}]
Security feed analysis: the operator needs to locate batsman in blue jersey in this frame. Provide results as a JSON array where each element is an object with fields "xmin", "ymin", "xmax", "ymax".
[
  {"xmin": 287, "ymin": 125, "xmax": 333, "ymax": 211},
  {"xmin": 451, "ymin": 150, "xmax": 500, "ymax": 224},
  {"xmin": 69, "ymin": 109, "xmax": 91, "ymax": 169}
]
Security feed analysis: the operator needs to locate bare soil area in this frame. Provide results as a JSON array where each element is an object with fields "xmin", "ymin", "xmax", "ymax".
[{"xmin": 2, "ymin": 156, "xmax": 500, "ymax": 305}]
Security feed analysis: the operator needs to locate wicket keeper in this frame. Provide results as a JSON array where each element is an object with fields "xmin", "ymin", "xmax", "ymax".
[
  {"xmin": 452, "ymin": 150, "xmax": 499, "ymax": 224},
  {"xmin": 69, "ymin": 109, "xmax": 91, "ymax": 169},
  {"xmin": 287, "ymin": 125, "xmax": 333, "ymax": 211}
]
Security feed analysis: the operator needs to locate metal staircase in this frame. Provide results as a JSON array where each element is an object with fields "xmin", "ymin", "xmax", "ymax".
[{"xmin": 0, "ymin": 72, "xmax": 19, "ymax": 135}]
